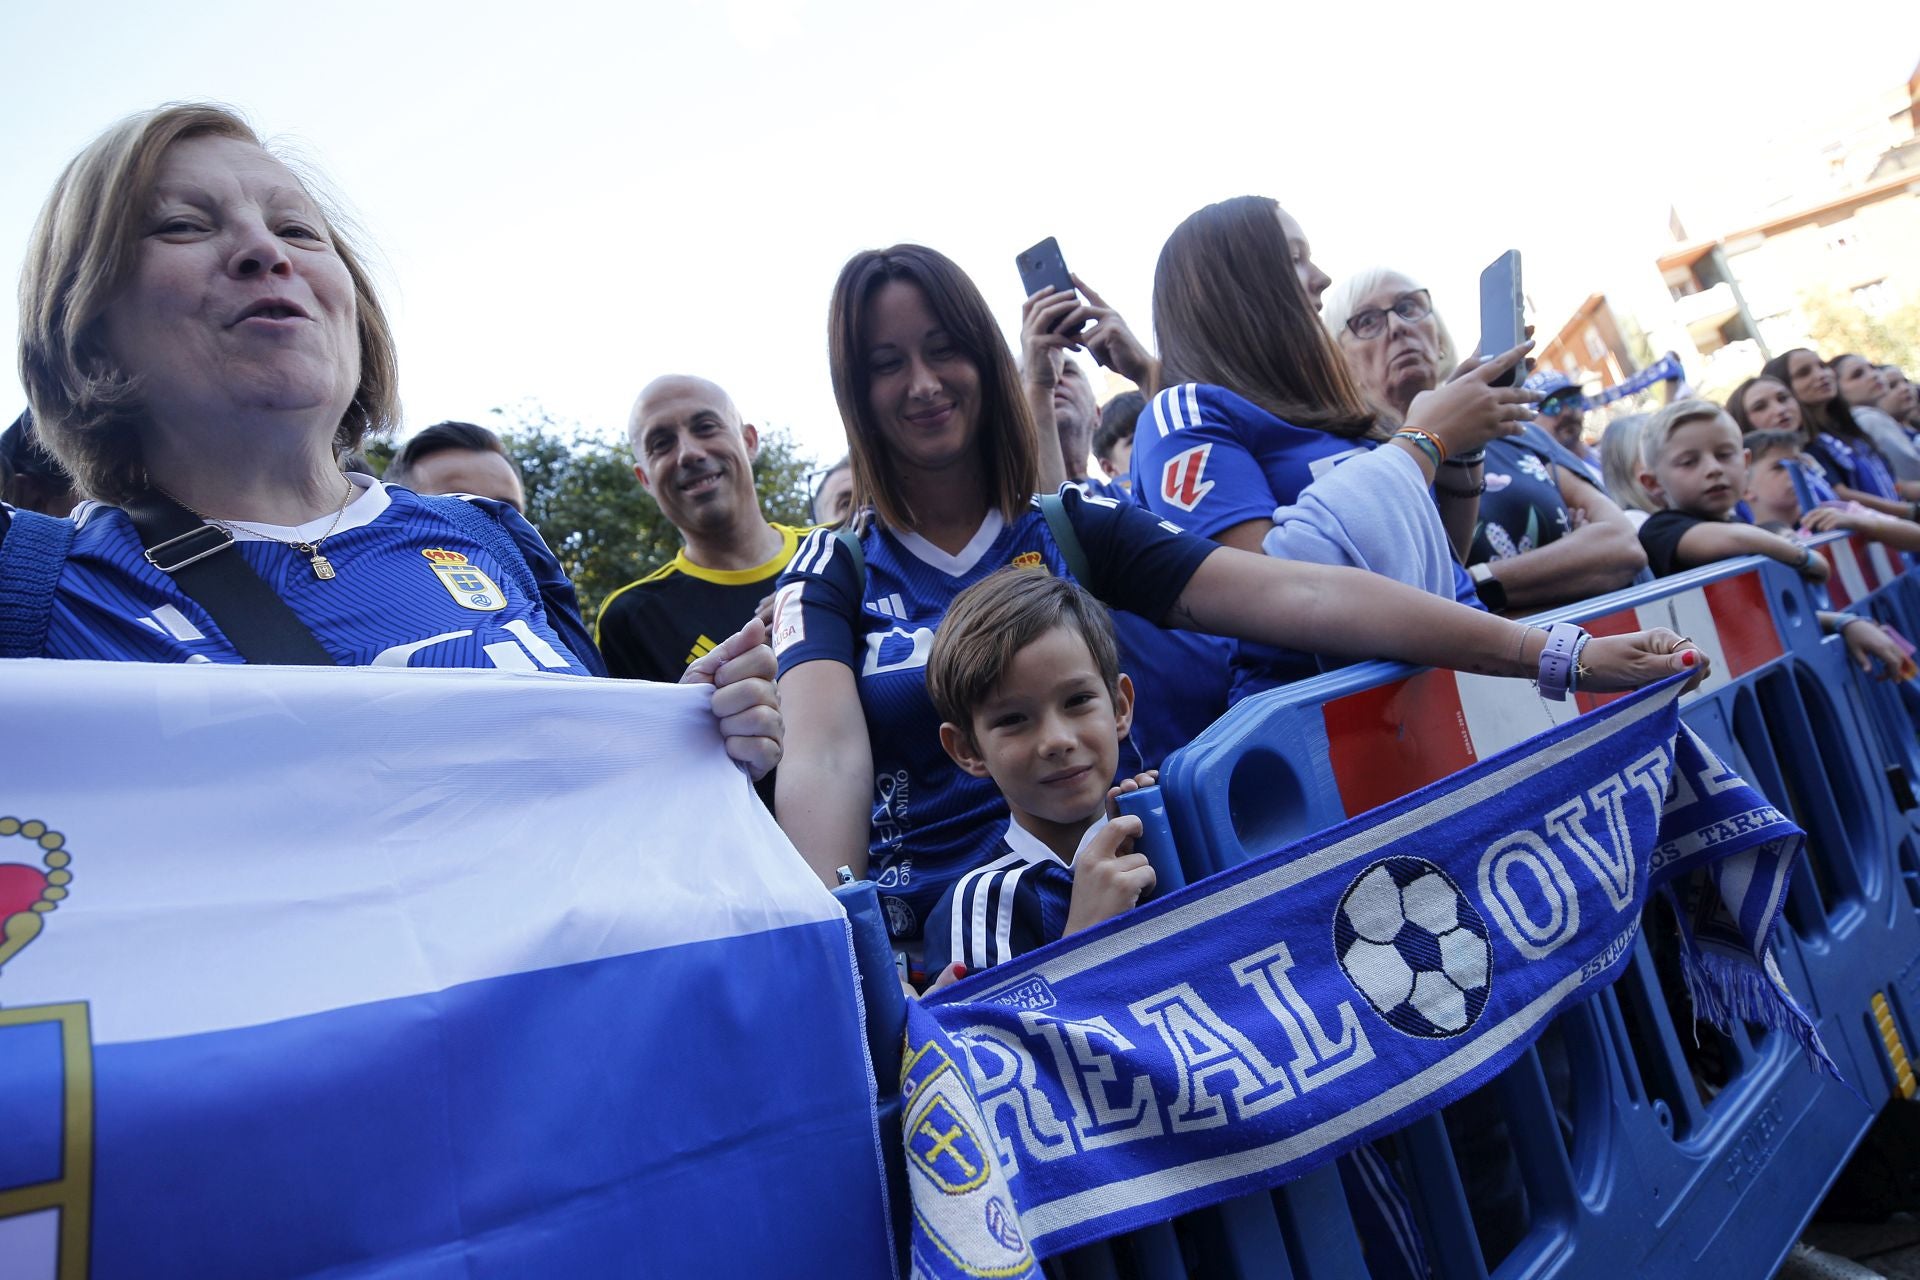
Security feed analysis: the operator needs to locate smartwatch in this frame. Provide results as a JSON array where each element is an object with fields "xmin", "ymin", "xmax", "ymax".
[{"xmin": 1469, "ymin": 561, "xmax": 1509, "ymax": 612}]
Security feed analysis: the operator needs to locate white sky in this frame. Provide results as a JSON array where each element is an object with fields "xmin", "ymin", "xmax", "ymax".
[{"xmin": 2, "ymin": 1, "xmax": 1916, "ymax": 466}]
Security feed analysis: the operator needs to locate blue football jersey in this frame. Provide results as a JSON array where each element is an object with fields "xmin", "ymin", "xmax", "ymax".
[
  {"xmin": 6, "ymin": 480, "xmax": 599, "ymax": 672},
  {"xmin": 773, "ymin": 487, "xmax": 1212, "ymax": 956},
  {"xmin": 923, "ymin": 816, "xmax": 1093, "ymax": 975},
  {"xmin": 1131, "ymin": 383, "xmax": 1478, "ymax": 700}
]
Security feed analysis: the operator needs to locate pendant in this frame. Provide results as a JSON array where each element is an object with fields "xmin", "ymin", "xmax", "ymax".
[{"xmin": 310, "ymin": 553, "xmax": 336, "ymax": 581}]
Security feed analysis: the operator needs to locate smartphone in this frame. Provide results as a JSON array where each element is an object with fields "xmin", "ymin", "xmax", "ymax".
[
  {"xmin": 1477, "ymin": 250, "xmax": 1525, "ymax": 388},
  {"xmin": 1016, "ymin": 236, "xmax": 1075, "ymax": 301}
]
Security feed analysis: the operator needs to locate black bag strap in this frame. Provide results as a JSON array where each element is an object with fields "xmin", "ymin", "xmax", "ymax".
[{"xmin": 121, "ymin": 492, "xmax": 337, "ymax": 666}]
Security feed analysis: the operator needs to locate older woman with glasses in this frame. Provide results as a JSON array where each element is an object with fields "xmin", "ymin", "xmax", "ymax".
[{"xmin": 1325, "ymin": 268, "xmax": 1646, "ymax": 615}]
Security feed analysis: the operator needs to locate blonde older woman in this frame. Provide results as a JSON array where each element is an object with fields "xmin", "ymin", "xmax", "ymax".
[
  {"xmin": 2, "ymin": 103, "xmax": 779, "ymax": 777},
  {"xmin": 1325, "ymin": 268, "xmax": 1646, "ymax": 614}
]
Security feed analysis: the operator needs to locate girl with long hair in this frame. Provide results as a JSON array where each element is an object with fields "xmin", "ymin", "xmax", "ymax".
[
  {"xmin": 1133, "ymin": 196, "xmax": 1535, "ymax": 697},
  {"xmin": 1759, "ymin": 349, "xmax": 1916, "ymax": 516}
]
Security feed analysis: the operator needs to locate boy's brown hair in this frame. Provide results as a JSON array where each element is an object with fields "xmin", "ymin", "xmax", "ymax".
[{"xmin": 928, "ymin": 567, "xmax": 1120, "ymax": 745}]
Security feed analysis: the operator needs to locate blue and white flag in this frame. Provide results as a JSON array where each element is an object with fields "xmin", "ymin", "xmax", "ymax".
[
  {"xmin": 0, "ymin": 659, "xmax": 894, "ymax": 1279},
  {"xmin": 905, "ymin": 673, "xmax": 1828, "ymax": 1271}
]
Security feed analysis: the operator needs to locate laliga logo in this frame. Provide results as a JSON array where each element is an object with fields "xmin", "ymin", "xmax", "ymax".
[
  {"xmin": 1161, "ymin": 443, "xmax": 1214, "ymax": 512},
  {"xmin": 0, "ymin": 816, "xmax": 71, "ymax": 977}
]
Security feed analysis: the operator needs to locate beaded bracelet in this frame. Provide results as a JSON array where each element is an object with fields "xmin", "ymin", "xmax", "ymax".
[
  {"xmin": 1434, "ymin": 478, "xmax": 1487, "ymax": 499},
  {"xmin": 1392, "ymin": 428, "xmax": 1446, "ymax": 469}
]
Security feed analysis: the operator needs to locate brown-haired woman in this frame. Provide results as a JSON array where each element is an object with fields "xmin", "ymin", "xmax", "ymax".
[
  {"xmin": 771, "ymin": 242, "xmax": 1705, "ymax": 968},
  {"xmin": 1133, "ymin": 196, "xmax": 1537, "ymax": 699}
]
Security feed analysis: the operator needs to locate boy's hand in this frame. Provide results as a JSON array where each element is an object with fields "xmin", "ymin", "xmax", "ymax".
[
  {"xmin": 1800, "ymin": 506, "xmax": 1859, "ymax": 534},
  {"xmin": 1842, "ymin": 618, "xmax": 1918, "ymax": 682},
  {"xmin": 1064, "ymin": 814, "xmax": 1153, "ymax": 937},
  {"xmin": 1105, "ymin": 769, "xmax": 1159, "ymax": 819}
]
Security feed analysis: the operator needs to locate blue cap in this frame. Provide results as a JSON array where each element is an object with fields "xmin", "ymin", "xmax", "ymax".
[{"xmin": 1522, "ymin": 369, "xmax": 1583, "ymax": 399}]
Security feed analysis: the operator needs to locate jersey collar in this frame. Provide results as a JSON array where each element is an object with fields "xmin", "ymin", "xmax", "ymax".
[
  {"xmin": 671, "ymin": 523, "xmax": 802, "ymax": 585},
  {"xmin": 889, "ymin": 509, "xmax": 1006, "ymax": 579},
  {"xmin": 1003, "ymin": 811, "xmax": 1110, "ymax": 868},
  {"xmin": 220, "ymin": 472, "xmax": 391, "ymax": 543}
]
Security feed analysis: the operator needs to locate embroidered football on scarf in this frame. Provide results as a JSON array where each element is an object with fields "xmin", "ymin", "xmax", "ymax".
[{"xmin": 1334, "ymin": 856, "xmax": 1492, "ymax": 1038}]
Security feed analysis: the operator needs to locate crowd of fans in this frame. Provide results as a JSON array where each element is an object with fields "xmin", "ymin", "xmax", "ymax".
[{"xmin": 5, "ymin": 101, "xmax": 1917, "ymax": 992}]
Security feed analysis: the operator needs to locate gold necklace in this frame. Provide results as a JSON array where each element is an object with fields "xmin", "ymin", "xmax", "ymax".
[{"xmin": 161, "ymin": 479, "xmax": 357, "ymax": 581}]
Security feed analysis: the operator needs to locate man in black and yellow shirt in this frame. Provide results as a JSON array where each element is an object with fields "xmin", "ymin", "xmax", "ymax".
[{"xmin": 598, "ymin": 375, "xmax": 812, "ymax": 683}]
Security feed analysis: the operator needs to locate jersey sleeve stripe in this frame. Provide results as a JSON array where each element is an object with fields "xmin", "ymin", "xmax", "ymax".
[
  {"xmin": 790, "ymin": 528, "xmax": 835, "ymax": 578},
  {"xmin": 1184, "ymin": 382, "xmax": 1201, "ymax": 433},
  {"xmin": 1151, "ymin": 387, "xmax": 1178, "ymax": 438},
  {"xmin": 994, "ymin": 862, "xmax": 1030, "ymax": 964}
]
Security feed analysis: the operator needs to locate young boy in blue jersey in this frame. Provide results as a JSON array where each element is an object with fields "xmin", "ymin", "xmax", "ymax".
[
  {"xmin": 921, "ymin": 567, "xmax": 1158, "ymax": 978},
  {"xmin": 1745, "ymin": 428, "xmax": 1920, "ymax": 552}
]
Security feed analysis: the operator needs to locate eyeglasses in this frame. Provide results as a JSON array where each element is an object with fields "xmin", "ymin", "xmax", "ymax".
[
  {"xmin": 1538, "ymin": 395, "xmax": 1584, "ymax": 416},
  {"xmin": 1344, "ymin": 290, "xmax": 1433, "ymax": 341}
]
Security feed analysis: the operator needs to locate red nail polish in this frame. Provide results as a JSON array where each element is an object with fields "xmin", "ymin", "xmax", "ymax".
[
  {"xmin": 951, "ymin": 964, "xmax": 968, "ymax": 979},
  {"xmin": 1681, "ymin": 650, "xmax": 1697, "ymax": 667}
]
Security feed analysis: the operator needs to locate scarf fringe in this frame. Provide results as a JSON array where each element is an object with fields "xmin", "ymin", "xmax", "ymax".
[{"xmin": 1679, "ymin": 943, "xmax": 1841, "ymax": 1081}]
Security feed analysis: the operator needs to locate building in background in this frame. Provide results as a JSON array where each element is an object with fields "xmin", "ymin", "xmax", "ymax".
[
  {"xmin": 1648, "ymin": 59, "xmax": 1920, "ymax": 392},
  {"xmin": 1531, "ymin": 57, "xmax": 1920, "ymax": 414}
]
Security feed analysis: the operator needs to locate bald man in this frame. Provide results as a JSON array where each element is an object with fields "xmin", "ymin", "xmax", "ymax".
[{"xmin": 597, "ymin": 376, "xmax": 810, "ymax": 684}]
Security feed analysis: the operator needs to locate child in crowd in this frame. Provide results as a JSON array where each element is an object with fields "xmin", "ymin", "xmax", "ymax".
[
  {"xmin": 1744, "ymin": 429, "xmax": 1920, "ymax": 552},
  {"xmin": 922, "ymin": 568, "xmax": 1159, "ymax": 979},
  {"xmin": 1636, "ymin": 400, "xmax": 1831, "ymax": 582},
  {"xmin": 1639, "ymin": 403, "xmax": 1911, "ymax": 678}
]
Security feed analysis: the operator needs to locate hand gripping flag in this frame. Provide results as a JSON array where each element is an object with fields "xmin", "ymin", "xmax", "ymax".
[
  {"xmin": 905, "ymin": 673, "xmax": 1832, "ymax": 1271},
  {"xmin": 0, "ymin": 658, "xmax": 893, "ymax": 1280}
]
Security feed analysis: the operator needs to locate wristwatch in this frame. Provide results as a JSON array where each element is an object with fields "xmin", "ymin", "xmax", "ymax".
[{"xmin": 1469, "ymin": 561, "xmax": 1509, "ymax": 612}]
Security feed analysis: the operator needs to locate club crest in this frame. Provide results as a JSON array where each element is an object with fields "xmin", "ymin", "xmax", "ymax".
[
  {"xmin": 0, "ymin": 816, "xmax": 71, "ymax": 975},
  {"xmin": 421, "ymin": 548, "xmax": 506, "ymax": 612}
]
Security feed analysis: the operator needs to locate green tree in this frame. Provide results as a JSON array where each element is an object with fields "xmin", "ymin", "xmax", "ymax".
[
  {"xmin": 1799, "ymin": 288, "xmax": 1920, "ymax": 369},
  {"xmin": 488, "ymin": 401, "xmax": 819, "ymax": 623}
]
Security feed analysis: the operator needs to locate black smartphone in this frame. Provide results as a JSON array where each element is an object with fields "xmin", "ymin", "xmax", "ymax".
[
  {"xmin": 1477, "ymin": 250, "xmax": 1524, "ymax": 387},
  {"xmin": 1016, "ymin": 236, "xmax": 1075, "ymax": 301}
]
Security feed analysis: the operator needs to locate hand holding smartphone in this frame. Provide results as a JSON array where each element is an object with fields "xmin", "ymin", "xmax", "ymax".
[
  {"xmin": 1016, "ymin": 236, "xmax": 1075, "ymax": 301},
  {"xmin": 1478, "ymin": 250, "xmax": 1525, "ymax": 388}
]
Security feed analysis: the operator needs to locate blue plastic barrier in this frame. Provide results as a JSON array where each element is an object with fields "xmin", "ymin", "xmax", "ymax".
[{"xmin": 844, "ymin": 547, "xmax": 1920, "ymax": 1279}]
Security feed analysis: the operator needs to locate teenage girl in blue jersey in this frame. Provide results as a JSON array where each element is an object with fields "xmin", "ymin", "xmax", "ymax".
[
  {"xmin": 3, "ymin": 104, "xmax": 780, "ymax": 779},
  {"xmin": 771, "ymin": 243, "xmax": 1704, "ymax": 963},
  {"xmin": 1133, "ymin": 197, "xmax": 1535, "ymax": 701}
]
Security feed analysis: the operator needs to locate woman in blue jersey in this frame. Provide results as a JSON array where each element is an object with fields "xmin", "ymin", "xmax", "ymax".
[
  {"xmin": 1131, "ymin": 197, "xmax": 1536, "ymax": 699},
  {"xmin": 3, "ymin": 104, "xmax": 780, "ymax": 778},
  {"xmin": 771, "ymin": 243, "xmax": 1705, "ymax": 965},
  {"xmin": 1325, "ymin": 268, "xmax": 1647, "ymax": 615}
]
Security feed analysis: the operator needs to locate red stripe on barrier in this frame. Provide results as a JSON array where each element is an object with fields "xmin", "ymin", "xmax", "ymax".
[
  {"xmin": 1704, "ymin": 572, "xmax": 1785, "ymax": 677},
  {"xmin": 1573, "ymin": 610, "xmax": 1642, "ymax": 714},
  {"xmin": 1324, "ymin": 670, "xmax": 1476, "ymax": 815},
  {"xmin": 1821, "ymin": 542, "xmax": 1861, "ymax": 608},
  {"xmin": 1855, "ymin": 535, "xmax": 1887, "ymax": 593}
]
